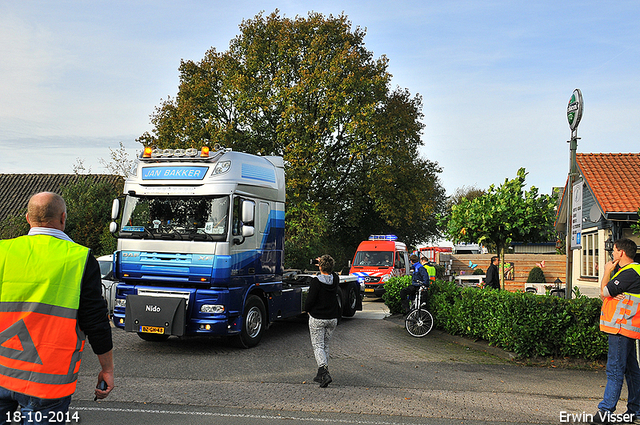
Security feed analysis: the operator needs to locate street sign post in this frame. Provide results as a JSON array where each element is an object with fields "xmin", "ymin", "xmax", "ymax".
[{"xmin": 565, "ymin": 89, "xmax": 583, "ymax": 299}]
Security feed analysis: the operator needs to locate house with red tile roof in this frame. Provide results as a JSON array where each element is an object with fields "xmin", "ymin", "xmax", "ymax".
[{"xmin": 555, "ymin": 153, "xmax": 640, "ymax": 296}]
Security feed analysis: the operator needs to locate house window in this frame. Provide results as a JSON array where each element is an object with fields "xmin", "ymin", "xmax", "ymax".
[{"xmin": 581, "ymin": 233, "xmax": 599, "ymax": 278}]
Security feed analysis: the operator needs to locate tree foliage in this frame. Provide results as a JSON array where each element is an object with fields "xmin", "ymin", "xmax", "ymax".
[
  {"xmin": 442, "ymin": 168, "xmax": 556, "ymax": 287},
  {"xmin": 137, "ymin": 11, "xmax": 446, "ymax": 268},
  {"xmin": 0, "ymin": 214, "xmax": 29, "ymax": 240},
  {"xmin": 98, "ymin": 141, "xmax": 137, "ymax": 177},
  {"xmin": 61, "ymin": 178, "xmax": 122, "ymax": 256},
  {"xmin": 632, "ymin": 207, "xmax": 640, "ymax": 236},
  {"xmin": 446, "ymin": 185, "xmax": 485, "ymax": 212}
]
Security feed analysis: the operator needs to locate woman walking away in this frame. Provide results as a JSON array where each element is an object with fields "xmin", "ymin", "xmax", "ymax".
[{"xmin": 305, "ymin": 254, "xmax": 341, "ymax": 388}]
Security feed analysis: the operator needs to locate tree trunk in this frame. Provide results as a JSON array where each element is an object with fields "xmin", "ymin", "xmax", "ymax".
[{"xmin": 498, "ymin": 242, "xmax": 505, "ymax": 290}]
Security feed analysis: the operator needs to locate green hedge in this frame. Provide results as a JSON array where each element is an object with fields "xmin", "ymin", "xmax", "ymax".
[{"xmin": 383, "ymin": 278, "xmax": 608, "ymax": 360}]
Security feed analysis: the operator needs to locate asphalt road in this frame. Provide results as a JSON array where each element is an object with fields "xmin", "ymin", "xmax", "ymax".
[{"xmin": 68, "ymin": 300, "xmax": 609, "ymax": 425}]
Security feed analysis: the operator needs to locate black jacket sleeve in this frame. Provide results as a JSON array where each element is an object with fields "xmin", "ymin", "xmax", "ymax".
[
  {"xmin": 77, "ymin": 252, "xmax": 113, "ymax": 355},
  {"xmin": 305, "ymin": 277, "xmax": 319, "ymax": 313}
]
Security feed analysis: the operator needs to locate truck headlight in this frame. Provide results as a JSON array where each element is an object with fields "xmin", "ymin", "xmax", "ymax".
[{"xmin": 201, "ymin": 304, "xmax": 225, "ymax": 314}]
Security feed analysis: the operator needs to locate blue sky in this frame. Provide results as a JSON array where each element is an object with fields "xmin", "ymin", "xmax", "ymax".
[{"xmin": 1, "ymin": 1, "xmax": 638, "ymax": 197}]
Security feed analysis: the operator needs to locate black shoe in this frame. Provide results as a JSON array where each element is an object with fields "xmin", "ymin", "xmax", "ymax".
[
  {"xmin": 319, "ymin": 366, "xmax": 332, "ymax": 388},
  {"xmin": 590, "ymin": 410, "xmax": 611, "ymax": 424},
  {"xmin": 621, "ymin": 411, "xmax": 640, "ymax": 424},
  {"xmin": 313, "ymin": 367, "xmax": 323, "ymax": 383}
]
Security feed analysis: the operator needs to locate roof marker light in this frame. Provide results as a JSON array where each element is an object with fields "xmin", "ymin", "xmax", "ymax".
[
  {"xmin": 142, "ymin": 147, "xmax": 153, "ymax": 158},
  {"xmin": 200, "ymin": 147, "xmax": 210, "ymax": 158}
]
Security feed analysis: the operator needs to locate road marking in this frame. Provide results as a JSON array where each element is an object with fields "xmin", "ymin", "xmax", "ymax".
[{"xmin": 73, "ymin": 406, "xmax": 413, "ymax": 425}]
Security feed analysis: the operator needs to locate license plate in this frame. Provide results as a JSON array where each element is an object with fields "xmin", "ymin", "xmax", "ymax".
[
  {"xmin": 365, "ymin": 288, "xmax": 374, "ymax": 292},
  {"xmin": 139, "ymin": 326, "xmax": 164, "ymax": 334}
]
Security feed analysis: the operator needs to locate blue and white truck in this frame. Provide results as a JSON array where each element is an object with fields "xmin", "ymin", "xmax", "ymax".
[{"xmin": 109, "ymin": 146, "xmax": 361, "ymax": 347}]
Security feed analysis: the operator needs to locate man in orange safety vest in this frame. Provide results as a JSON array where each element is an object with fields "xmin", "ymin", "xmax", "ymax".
[
  {"xmin": 0, "ymin": 192, "xmax": 114, "ymax": 422},
  {"xmin": 592, "ymin": 238, "xmax": 640, "ymax": 424}
]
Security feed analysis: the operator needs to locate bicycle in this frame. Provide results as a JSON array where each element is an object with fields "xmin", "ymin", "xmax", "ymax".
[{"xmin": 404, "ymin": 285, "xmax": 434, "ymax": 337}]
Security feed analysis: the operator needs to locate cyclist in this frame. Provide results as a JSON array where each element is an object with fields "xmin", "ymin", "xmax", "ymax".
[{"xmin": 401, "ymin": 255, "xmax": 431, "ymax": 314}]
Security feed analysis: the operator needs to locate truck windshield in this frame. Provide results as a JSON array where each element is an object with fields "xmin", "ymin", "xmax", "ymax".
[
  {"xmin": 353, "ymin": 251, "xmax": 394, "ymax": 267},
  {"xmin": 119, "ymin": 195, "xmax": 229, "ymax": 241}
]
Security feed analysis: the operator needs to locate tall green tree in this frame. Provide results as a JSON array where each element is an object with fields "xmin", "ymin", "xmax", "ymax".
[
  {"xmin": 137, "ymin": 11, "xmax": 446, "ymax": 268},
  {"xmin": 442, "ymin": 168, "xmax": 556, "ymax": 288}
]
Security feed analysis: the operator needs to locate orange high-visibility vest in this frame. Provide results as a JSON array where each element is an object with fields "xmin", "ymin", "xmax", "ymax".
[
  {"xmin": 0, "ymin": 235, "xmax": 89, "ymax": 399},
  {"xmin": 600, "ymin": 263, "xmax": 640, "ymax": 339}
]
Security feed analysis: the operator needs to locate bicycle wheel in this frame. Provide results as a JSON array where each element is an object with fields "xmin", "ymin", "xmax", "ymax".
[{"xmin": 405, "ymin": 308, "xmax": 434, "ymax": 337}]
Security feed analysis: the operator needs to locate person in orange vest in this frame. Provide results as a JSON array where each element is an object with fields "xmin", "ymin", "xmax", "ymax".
[
  {"xmin": 0, "ymin": 192, "xmax": 114, "ymax": 422},
  {"xmin": 593, "ymin": 238, "xmax": 640, "ymax": 424}
]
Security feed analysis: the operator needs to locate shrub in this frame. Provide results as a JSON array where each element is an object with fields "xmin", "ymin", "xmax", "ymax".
[
  {"xmin": 472, "ymin": 268, "xmax": 485, "ymax": 275},
  {"xmin": 385, "ymin": 279, "xmax": 607, "ymax": 360},
  {"xmin": 382, "ymin": 275, "xmax": 412, "ymax": 315},
  {"xmin": 527, "ymin": 266, "xmax": 546, "ymax": 283}
]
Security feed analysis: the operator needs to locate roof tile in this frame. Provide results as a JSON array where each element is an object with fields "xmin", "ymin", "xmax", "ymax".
[
  {"xmin": 0, "ymin": 174, "xmax": 122, "ymax": 222},
  {"xmin": 576, "ymin": 153, "xmax": 640, "ymax": 214}
]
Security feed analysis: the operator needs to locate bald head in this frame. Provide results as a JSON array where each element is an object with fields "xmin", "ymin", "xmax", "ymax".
[{"xmin": 26, "ymin": 192, "xmax": 67, "ymax": 230}]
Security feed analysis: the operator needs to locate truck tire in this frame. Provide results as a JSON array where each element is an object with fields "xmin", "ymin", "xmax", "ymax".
[
  {"xmin": 137, "ymin": 332, "xmax": 170, "ymax": 342},
  {"xmin": 236, "ymin": 295, "xmax": 266, "ymax": 348},
  {"xmin": 342, "ymin": 284, "xmax": 358, "ymax": 317}
]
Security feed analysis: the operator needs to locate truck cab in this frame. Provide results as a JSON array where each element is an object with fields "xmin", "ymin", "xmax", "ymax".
[
  {"xmin": 109, "ymin": 146, "xmax": 361, "ymax": 347},
  {"xmin": 349, "ymin": 235, "xmax": 409, "ymax": 298}
]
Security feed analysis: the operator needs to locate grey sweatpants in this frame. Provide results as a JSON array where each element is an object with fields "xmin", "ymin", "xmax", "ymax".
[{"xmin": 308, "ymin": 316, "xmax": 338, "ymax": 368}]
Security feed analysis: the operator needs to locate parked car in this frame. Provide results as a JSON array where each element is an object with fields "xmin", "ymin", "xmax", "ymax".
[{"xmin": 97, "ymin": 254, "xmax": 117, "ymax": 315}]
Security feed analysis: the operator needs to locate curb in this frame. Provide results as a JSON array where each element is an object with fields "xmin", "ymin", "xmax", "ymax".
[{"xmin": 384, "ymin": 314, "xmax": 517, "ymax": 361}]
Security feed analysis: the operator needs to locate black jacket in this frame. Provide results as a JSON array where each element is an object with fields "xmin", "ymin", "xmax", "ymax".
[
  {"xmin": 305, "ymin": 273, "xmax": 341, "ymax": 320},
  {"xmin": 485, "ymin": 263, "xmax": 500, "ymax": 290}
]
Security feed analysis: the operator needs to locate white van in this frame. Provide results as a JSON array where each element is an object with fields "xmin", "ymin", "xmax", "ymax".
[{"xmin": 96, "ymin": 254, "xmax": 117, "ymax": 315}]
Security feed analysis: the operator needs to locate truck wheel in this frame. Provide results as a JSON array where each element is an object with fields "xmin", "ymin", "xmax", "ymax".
[
  {"xmin": 137, "ymin": 332, "xmax": 170, "ymax": 342},
  {"xmin": 342, "ymin": 284, "xmax": 358, "ymax": 317},
  {"xmin": 236, "ymin": 295, "xmax": 266, "ymax": 348}
]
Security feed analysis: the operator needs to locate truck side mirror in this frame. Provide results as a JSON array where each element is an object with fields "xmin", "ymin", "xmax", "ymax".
[
  {"xmin": 242, "ymin": 226, "xmax": 254, "ymax": 238},
  {"xmin": 109, "ymin": 199, "xmax": 120, "ymax": 234},
  {"xmin": 111, "ymin": 199, "xmax": 120, "ymax": 220},
  {"xmin": 242, "ymin": 200, "xmax": 255, "ymax": 224}
]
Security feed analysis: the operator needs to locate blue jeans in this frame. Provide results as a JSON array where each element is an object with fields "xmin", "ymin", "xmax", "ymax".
[
  {"xmin": 0, "ymin": 387, "xmax": 71, "ymax": 425},
  {"xmin": 598, "ymin": 334, "xmax": 640, "ymax": 414}
]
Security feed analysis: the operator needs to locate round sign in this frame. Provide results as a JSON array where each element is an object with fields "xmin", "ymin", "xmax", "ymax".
[{"xmin": 567, "ymin": 88, "xmax": 583, "ymax": 131}]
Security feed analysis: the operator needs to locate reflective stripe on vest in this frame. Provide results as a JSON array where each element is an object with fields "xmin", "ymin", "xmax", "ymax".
[
  {"xmin": 0, "ymin": 235, "xmax": 88, "ymax": 399},
  {"xmin": 600, "ymin": 263, "xmax": 640, "ymax": 339}
]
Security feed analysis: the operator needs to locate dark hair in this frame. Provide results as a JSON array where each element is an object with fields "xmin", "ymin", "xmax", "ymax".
[
  {"xmin": 318, "ymin": 254, "xmax": 335, "ymax": 273},
  {"xmin": 409, "ymin": 254, "xmax": 419, "ymax": 263},
  {"xmin": 490, "ymin": 256, "xmax": 498, "ymax": 264},
  {"xmin": 615, "ymin": 238, "xmax": 638, "ymax": 260}
]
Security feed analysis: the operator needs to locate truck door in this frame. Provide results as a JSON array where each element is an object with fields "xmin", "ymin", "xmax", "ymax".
[{"xmin": 231, "ymin": 196, "xmax": 258, "ymax": 277}]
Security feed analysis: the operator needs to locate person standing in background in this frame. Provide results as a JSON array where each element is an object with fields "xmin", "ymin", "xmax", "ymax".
[{"xmin": 485, "ymin": 256, "xmax": 500, "ymax": 290}]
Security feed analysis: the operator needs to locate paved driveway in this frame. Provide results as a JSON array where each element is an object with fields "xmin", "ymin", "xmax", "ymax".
[{"xmin": 73, "ymin": 300, "xmax": 607, "ymax": 424}]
